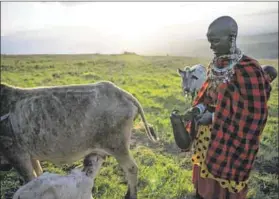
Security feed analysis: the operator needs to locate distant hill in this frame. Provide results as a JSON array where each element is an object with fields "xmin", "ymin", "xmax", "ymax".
[
  {"xmin": 141, "ymin": 32, "xmax": 278, "ymax": 59},
  {"xmin": 237, "ymin": 32, "xmax": 278, "ymax": 59},
  {"xmin": 1, "ymin": 28, "xmax": 278, "ymax": 59}
]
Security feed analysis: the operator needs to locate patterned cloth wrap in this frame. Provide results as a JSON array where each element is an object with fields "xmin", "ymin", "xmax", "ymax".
[
  {"xmin": 192, "ymin": 125, "xmax": 248, "ymax": 193},
  {"xmin": 186, "ymin": 55, "xmax": 271, "ymax": 183}
]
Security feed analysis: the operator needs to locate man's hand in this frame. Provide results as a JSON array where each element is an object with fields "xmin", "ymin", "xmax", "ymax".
[
  {"xmin": 183, "ymin": 107, "xmax": 201, "ymax": 122},
  {"xmin": 196, "ymin": 111, "xmax": 213, "ymax": 125}
]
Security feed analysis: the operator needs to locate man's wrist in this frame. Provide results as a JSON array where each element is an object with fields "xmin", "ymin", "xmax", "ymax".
[{"xmin": 195, "ymin": 103, "xmax": 206, "ymax": 114}]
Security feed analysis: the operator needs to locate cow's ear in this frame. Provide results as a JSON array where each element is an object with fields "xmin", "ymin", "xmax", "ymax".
[{"xmin": 177, "ymin": 68, "xmax": 184, "ymax": 76}]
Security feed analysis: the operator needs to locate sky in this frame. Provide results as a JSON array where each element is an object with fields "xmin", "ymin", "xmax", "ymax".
[
  {"xmin": 1, "ymin": 2, "xmax": 278, "ymax": 55},
  {"xmin": 1, "ymin": 2, "xmax": 278, "ymax": 37}
]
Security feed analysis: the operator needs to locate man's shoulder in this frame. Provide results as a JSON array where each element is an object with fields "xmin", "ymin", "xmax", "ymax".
[
  {"xmin": 235, "ymin": 54, "xmax": 262, "ymax": 73},
  {"xmin": 239, "ymin": 54, "xmax": 260, "ymax": 66}
]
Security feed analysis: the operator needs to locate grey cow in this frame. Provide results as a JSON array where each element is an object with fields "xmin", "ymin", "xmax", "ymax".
[
  {"xmin": 177, "ymin": 64, "xmax": 207, "ymax": 100},
  {"xmin": 0, "ymin": 81, "xmax": 157, "ymax": 199}
]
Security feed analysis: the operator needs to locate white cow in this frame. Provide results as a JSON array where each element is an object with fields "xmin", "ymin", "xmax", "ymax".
[
  {"xmin": 12, "ymin": 153, "xmax": 104, "ymax": 199},
  {"xmin": 177, "ymin": 64, "xmax": 276, "ymax": 101},
  {"xmin": 177, "ymin": 64, "xmax": 207, "ymax": 100}
]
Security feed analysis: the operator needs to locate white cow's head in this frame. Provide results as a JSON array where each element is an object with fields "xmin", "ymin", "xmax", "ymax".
[{"xmin": 177, "ymin": 64, "xmax": 206, "ymax": 98}]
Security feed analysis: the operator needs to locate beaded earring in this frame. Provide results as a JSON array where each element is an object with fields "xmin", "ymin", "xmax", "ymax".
[{"xmin": 229, "ymin": 36, "xmax": 236, "ymax": 54}]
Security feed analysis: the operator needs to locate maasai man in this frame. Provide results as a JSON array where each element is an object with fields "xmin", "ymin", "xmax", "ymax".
[{"xmin": 182, "ymin": 16, "xmax": 271, "ymax": 199}]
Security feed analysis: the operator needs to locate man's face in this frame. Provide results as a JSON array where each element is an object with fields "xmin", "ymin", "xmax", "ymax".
[{"xmin": 207, "ymin": 27, "xmax": 231, "ymax": 56}]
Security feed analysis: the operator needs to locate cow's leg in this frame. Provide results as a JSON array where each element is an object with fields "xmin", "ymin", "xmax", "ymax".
[
  {"xmin": 115, "ymin": 152, "xmax": 138, "ymax": 199},
  {"xmin": 108, "ymin": 118, "xmax": 138, "ymax": 199},
  {"xmin": 31, "ymin": 158, "xmax": 43, "ymax": 176},
  {"xmin": 5, "ymin": 152, "xmax": 37, "ymax": 183}
]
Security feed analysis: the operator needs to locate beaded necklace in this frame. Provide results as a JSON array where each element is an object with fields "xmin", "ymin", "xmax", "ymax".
[{"xmin": 208, "ymin": 48, "xmax": 243, "ymax": 89}]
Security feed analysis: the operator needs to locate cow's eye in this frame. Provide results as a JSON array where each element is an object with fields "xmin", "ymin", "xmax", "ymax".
[{"xmin": 191, "ymin": 75, "xmax": 198, "ymax": 80}]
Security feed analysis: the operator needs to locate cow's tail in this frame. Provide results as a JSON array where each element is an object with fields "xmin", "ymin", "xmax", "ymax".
[{"xmin": 126, "ymin": 93, "xmax": 158, "ymax": 143}]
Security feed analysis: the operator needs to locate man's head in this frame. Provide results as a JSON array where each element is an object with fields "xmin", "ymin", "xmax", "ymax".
[{"xmin": 207, "ymin": 16, "xmax": 238, "ymax": 56}]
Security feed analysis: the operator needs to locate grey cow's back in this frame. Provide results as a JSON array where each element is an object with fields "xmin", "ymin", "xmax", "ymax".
[{"xmin": 8, "ymin": 81, "xmax": 138, "ymax": 164}]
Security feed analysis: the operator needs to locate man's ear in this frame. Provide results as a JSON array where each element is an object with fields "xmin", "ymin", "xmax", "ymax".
[{"xmin": 177, "ymin": 68, "xmax": 184, "ymax": 76}]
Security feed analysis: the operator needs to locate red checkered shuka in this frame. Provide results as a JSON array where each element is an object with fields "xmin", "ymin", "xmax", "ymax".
[{"xmin": 188, "ymin": 55, "xmax": 271, "ymax": 182}]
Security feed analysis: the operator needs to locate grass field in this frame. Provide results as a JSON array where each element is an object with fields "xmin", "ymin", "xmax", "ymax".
[{"xmin": 0, "ymin": 53, "xmax": 278, "ymax": 199}]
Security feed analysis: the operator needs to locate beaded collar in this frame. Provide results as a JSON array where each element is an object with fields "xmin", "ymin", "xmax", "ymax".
[{"xmin": 208, "ymin": 48, "xmax": 243, "ymax": 89}]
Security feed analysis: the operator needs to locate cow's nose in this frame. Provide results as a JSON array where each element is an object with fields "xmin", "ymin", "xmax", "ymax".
[{"xmin": 184, "ymin": 88, "xmax": 190, "ymax": 92}]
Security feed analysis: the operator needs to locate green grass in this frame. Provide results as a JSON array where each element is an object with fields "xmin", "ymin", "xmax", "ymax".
[{"xmin": 0, "ymin": 54, "xmax": 278, "ymax": 199}]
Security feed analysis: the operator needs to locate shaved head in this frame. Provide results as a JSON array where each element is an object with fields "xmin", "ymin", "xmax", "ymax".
[
  {"xmin": 207, "ymin": 16, "xmax": 238, "ymax": 38},
  {"xmin": 206, "ymin": 16, "xmax": 238, "ymax": 56}
]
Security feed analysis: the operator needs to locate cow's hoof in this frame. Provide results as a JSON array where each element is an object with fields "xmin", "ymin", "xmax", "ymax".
[
  {"xmin": 124, "ymin": 196, "xmax": 137, "ymax": 199},
  {"xmin": 124, "ymin": 193, "xmax": 129, "ymax": 199},
  {"xmin": 124, "ymin": 191, "xmax": 137, "ymax": 199}
]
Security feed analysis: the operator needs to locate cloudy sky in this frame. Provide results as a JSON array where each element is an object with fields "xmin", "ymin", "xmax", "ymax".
[
  {"xmin": 1, "ymin": 2, "xmax": 278, "ymax": 55},
  {"xmin": 2, "ymin": 2, "xmax": 278, "ymax": 36}
]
